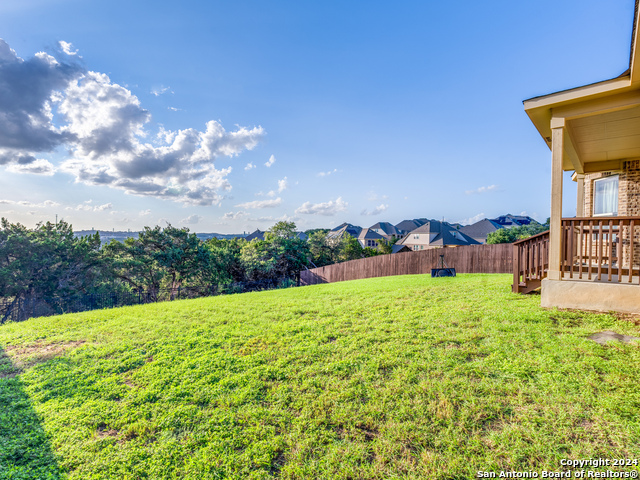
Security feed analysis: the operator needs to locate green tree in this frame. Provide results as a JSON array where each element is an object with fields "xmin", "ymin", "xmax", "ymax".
[
  {"xmin": 0, "ymin": 218, "xmax": 105, "ymax": 320},
  {"xmin": 240, "ymin": 239, "xmax": 276, "ymax": 281},
  {"xmin": 307, "ymin": 231, "xmax": 334, "ymax": 267},
  {"xmin": 103, "ymin": 225, "xmax": 213, "ymax": 299},
  {"xmin": 336, "ymin": 235, "xmax": 364, "ymax": 262},
  {"xmin": 204, "ymin": 237, "xmax": 246, "ymax": 284},
  {"xmin": 486, "ymin": 223, "xmax": 549, "ymax": 244},
  {"xmin": 377, "ymin": 239, "xmax": 394, "ymax": 255},
  {"xmin": 264, "ymin": 221, "xmax": 310, "ymax": 281},
  {"xmin": 362, "ymin": 247, "xmax": 381, "ymax": 257},
  {"xmin": 486, "ymin": 228, "xmax": 518, "ymax": 244}
]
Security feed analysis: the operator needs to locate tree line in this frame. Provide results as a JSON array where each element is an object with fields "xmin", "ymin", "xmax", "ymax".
[
  {"xmin": 1, "ymin": 216, "xmax": 546, "ymax": 308},
  {"xmin": 0, "ymin": 218, "xmax": 390, "ymax": 307},
  {"xmin": 486, "ymin": 221, "xmax": 550, "ymax": 244}
]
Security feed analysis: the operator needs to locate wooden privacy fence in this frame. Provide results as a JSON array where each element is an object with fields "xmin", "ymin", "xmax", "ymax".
[{"xmin": 300, "ymin": 244, "xmax": 512, "ymax": 285}]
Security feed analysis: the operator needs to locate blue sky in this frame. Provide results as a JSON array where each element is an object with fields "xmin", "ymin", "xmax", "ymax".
[{"xmin": 0, "ymin": 0, "xmax": 635, "ymax": 233}]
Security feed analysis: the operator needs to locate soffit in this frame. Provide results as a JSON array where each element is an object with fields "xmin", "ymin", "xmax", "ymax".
[{"xmin": 568, "ymin": 105, "xmax": 640, "ymax": 163}]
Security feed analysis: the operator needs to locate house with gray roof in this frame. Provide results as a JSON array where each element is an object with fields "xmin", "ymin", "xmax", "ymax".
[
  {"xmin": 394, "ymin": 219, "xmax": 428, "ymax": 236},
  {"xmin": 326, "ymin": 223, "xmax": 362, "ymax": 241},
  {"xmin": 245, "ymin": 229, "xmax": 265, "ymax": 241},
  {"xmin": 459, "ymin": 218, "xmax": 504, "ymax": 244},
  {"xmin": 245, "ymin": 229, "xmax": 307, "ymax": 242},
  {"xmin": 396, "ymin": 220, "xmax": 480, "ymax": 251},
  {"xmin": 492, "ymin": 214, "xmax": 537, "ymax": 228},
  {"xmin": 368, "ymin": 222, "xmax": 401, "ymax": 240},
  {"xmin": 357, "ymin": 228, "xmax": 385, "ymax": 249}
]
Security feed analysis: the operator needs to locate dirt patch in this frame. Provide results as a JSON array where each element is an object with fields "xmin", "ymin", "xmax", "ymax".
[
  {"xmin": 614, "ymin": 312, "xmax": 640, "ymax": 326},
  {"xmin": 269, "ymin": 450, "xmax": 286, "ymax": 476},
  {"xmin": 2, "ymin": 341, "xmax": 85, "ymax": 376},
  {"xmin": 96, "ymin": 426, "xmax": 119, "ymax": 439}
]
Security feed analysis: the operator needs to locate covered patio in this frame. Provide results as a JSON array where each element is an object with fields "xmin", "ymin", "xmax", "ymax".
[{"xmin": 516, "ymin": 2, "xmax": 640, "ymax": 313}]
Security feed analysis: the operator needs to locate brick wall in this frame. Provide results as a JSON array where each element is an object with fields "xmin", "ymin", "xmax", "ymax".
[
  {"xmin": 583, "ymin": 161, "xmax": 640, "ymax": 268},
  {"xmin": 583, "ymin": 160, "xmax": 640, "ymax": 216}
]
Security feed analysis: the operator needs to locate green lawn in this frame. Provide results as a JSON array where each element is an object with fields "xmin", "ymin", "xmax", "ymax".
[{"xmin": 1, "ymin": 274, "xmax": 640, "ymax": 479}]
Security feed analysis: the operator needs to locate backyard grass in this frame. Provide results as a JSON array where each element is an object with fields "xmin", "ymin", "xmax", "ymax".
[{"xmin": 1, "ymin": 273, "xmax": 640, "ymax": 479}]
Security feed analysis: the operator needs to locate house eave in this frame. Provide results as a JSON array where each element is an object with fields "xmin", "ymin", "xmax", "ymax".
[{"xmin": 524, "ymin": 76, "xmax": 634, "ymax": 150}]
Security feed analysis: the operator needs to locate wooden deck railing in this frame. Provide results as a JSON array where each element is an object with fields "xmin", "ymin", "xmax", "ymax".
[
  {"xmin": 561, "ymin": 216, "xmax": 640, "ymax": 283},
  {"xmin": 512, "ymin": 230, "xmax": 549, "ymax": 293},
  {"xmin": 513, "ymin": 216, "xmax": 640, "ymax": 293}
]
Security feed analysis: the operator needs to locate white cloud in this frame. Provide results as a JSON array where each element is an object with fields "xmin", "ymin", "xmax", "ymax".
[
  {"xmin": 465, "ymin": 184, "xmax": 498, "ymax": 195},
  {"xmin": 5, "ymin": 158, "xmax": 55, "ymax": 175},
  {"xmin": 366, "ymin": 192, "xmax": 388, "ymax": 202},
  {"xmin": 58, "ymin": 72, "xmax": 264, "ymax": 205},
  {"xmin": 139, "ymin": 209, "xmax": 151, "ymax": 216},
  {"xmin": 277, "ymin": 177, "xmax": 288, "ymax": 193},
  {"xmin": 156, "ymin": 126, "xmax": 176, "ymax": 144},
  {"xmin": 0, "ymin": 39, "xmax": 266, "ymax": 207},
  {"xmin": 361, "ymin": 204, "xmax": 388, "ymax": 216},
  {"xmin": 236, "ymin": 198, "xmax": 282, "ymax": 209},
  {"xmin": 222, "ymin": 211, "xmax": 248, "ymax": 220},
  {"xmin": 59, "ymin": 40, "xmax": 78, "ymax": 56},
  {"xmin": 0, "ymin": 199, "xmax": 60, "ymax": 208},
  {"xmin": 151, "ymin": 85, "xmax": 173, "ymax": 96},
  {"xmin": 66, "ymin": 201, "xmax": 113, "ymax": 212},
  {"xmin": 181, "ymin": 214, "xmax": 202, "ymax": 224},
  {"xmin": 317, "ymin": 168, "xmax": 338, "ymax": 177},
  {"xmin": 295, "ymin": 197, "xmax": 347, "ymax": 216},
  {"xmin": 265, "ymin": 154, "xmax": 276, "ymax": 167},
  {"xmin": 168, "ymin": 107, "xmax": 181, "ymax": 112},
  {"xmin": 0, "ymin": 39, "xmax": 82, "ymax": 170},
  {"xmin": 458, "ymin": 213, "xmax": 485, "ymax": 225},
  {"xmin": 267, "ymin": 190, "xmax": 276, "ymax": 197},
  {"xmin": 244, "ymin": 162, "xmax": 256, "ymax": 171},
  {"xmin": 248, "ymin": 214, "xmax": 297, "ymax": 223}
]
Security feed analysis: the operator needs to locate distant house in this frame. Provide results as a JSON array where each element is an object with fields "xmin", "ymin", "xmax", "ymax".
[
  {"xmin": 357, "ymin": 228, "xmax": 385, "ymax": 248},
  {"xmin": 245, "ymin": 229, "xmax": 307, "ymax": 242},
  {"xmin": 396, "ymin": 220, "xmax": 480, "ymax": 251},
  {"xmin": 326, "ymin": 223, "xmax": 362, "ymax": 241},
  {"xmin": 368, "ymin": 222, "xmax": 401, "ymax": 240},
  {"xmin": 391, "ymin": 244, "xmax": 411, "ymax": 254},
  {"xmin": 492, "ymin": 214, "xmax": 537, "ymax": 228},
  {"xmin": 394, "ymin": 219, "xmax": 428, "ymax": 236},
  {"xmin": 459, "ymin": 218, "xmax": 504, "ymax": 244},
  {"xmin": 245, "ymin": 229, "xmax": 265, "ymax": 241}
]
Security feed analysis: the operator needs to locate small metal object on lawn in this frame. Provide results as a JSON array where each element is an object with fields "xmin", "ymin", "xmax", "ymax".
[{"xmin": 431, "ymin": 254, "xmax": 456, "ymax": 277}]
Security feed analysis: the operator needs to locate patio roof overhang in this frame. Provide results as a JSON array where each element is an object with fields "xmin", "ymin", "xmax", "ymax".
[{"xmin": 524, "ymin": 0, "xmax": 640, "ymax": 174}]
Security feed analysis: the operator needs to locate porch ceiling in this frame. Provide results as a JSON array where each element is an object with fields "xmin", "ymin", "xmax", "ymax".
[{"xmin": 568, "ymin": 105, "xmax": 640, "ymax": 165}]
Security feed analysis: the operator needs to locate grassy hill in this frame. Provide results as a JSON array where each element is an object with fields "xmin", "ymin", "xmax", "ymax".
[{"xmin": 1, "ymin": 274, "xmax": 640, "ymax": 479}]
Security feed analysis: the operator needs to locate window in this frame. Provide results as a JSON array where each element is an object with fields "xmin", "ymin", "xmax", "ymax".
[{"xmin": 593, "ymin": 175, "xmax": 618, "ymax": 216}]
